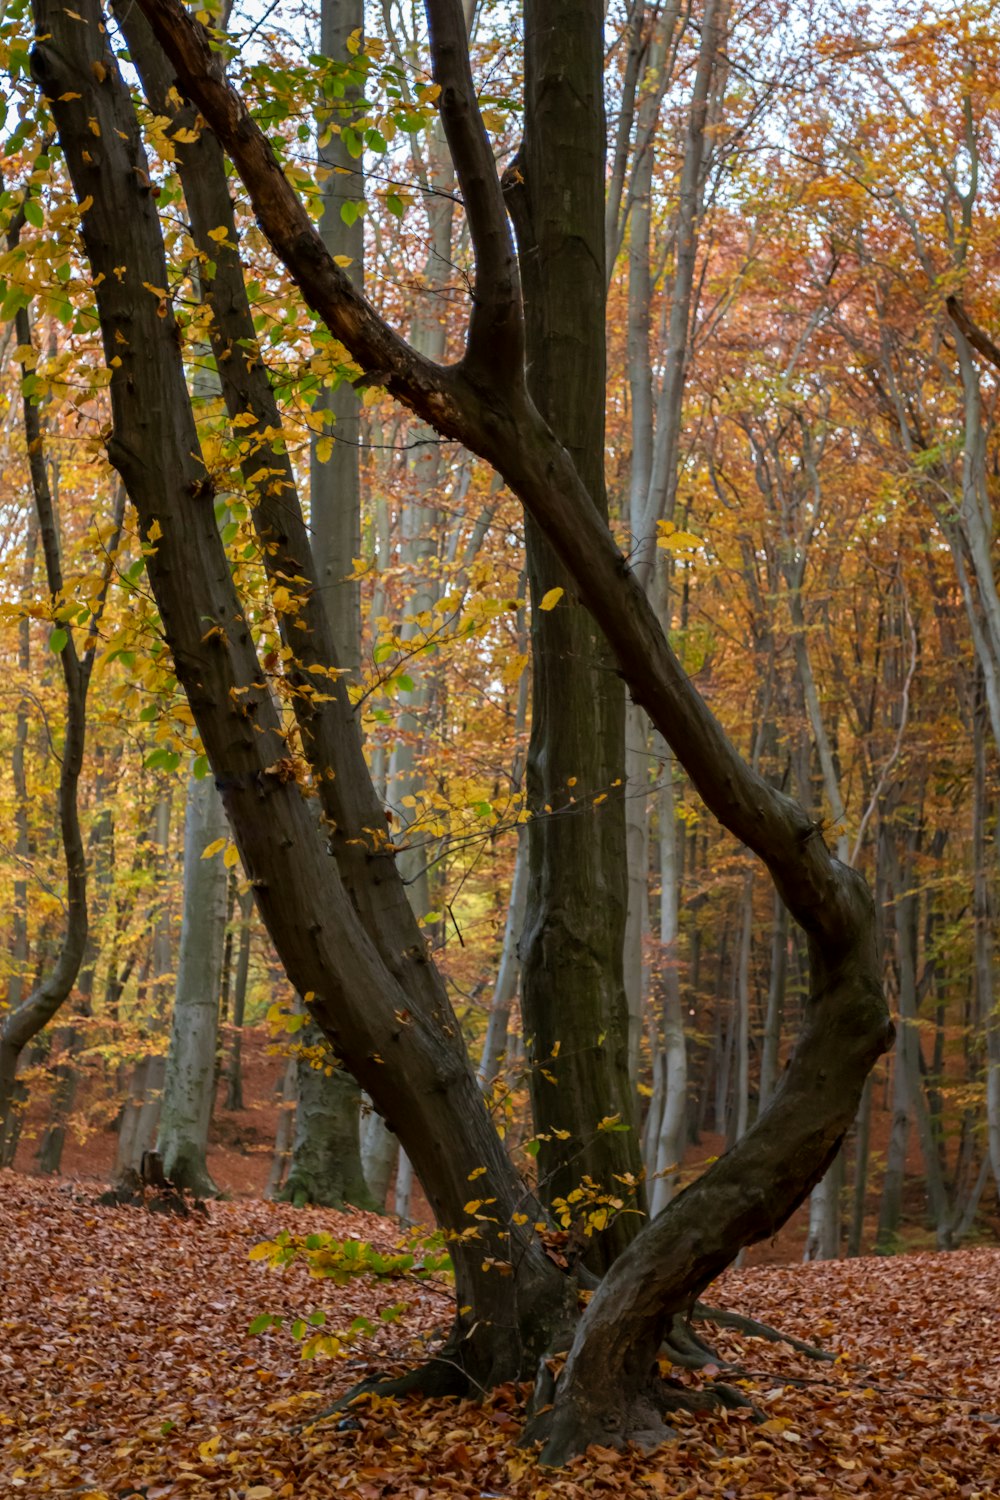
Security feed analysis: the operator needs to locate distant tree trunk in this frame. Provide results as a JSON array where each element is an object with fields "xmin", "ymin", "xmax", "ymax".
[
  {"xmin": 395, "ymin": 1149, "xmax": 415, "ymax": 1223},
  {"xmin": 478, "ymin": 651, "xmax": 530, "ymax": 1090},
  {"xmin": 847, "ymin": 1075, "xmax": 873, "ymax": 1257},
  {"xmin": 759, "ymin": 890, "xmax": 788, "ymax": 1111},
  {"xmin": 973, "ymin": 685, "xmax": 1000, "ymax": 1192},
  {"xmin": 648, "ymin": 744, "xmax": 687, "ymax": 1213},
  {"xmin": 266, "ymin": 1056, "xmax": 298, "ymax": 1201},
  {"xmin": 876, "ymin": 830, "xmax": 911, "ymax": 1252},
  {"xmin": 115, "ymin": 798, "xmax": 173, "ymax": 1176},
  {"xmin": 277, "ymin": 1018, "xmax": 375, "ymax": 1209},
  {"xmin": 361, "ymin": 1106, "xmax": 398, "ymax": 1209},
  {"xmin": 478, "ymin": 829, "xmax": 528, "ymax": 1089},
  {"xmin": 156, "ymin": 771, "xmax": 228, "ymax": 1197},
  {"xmin": 225, "ymin": 889, "xmax": 253, "ymax": 1112}
]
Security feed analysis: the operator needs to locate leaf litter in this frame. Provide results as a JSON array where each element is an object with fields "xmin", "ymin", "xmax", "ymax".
[{"xmin": 1, "ymin": 1171, "xmax": 998, "ymax": 1498}]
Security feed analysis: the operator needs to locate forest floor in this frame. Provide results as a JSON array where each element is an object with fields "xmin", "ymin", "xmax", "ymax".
[{"xmin": 1, "ymin": 1172, "xmax": 999, "ymax": 1499}]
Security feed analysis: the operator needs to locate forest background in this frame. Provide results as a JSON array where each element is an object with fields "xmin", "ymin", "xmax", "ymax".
[{"xmin": 1, "ymin": 0, "xmax": 1000, "ymax": 1476}]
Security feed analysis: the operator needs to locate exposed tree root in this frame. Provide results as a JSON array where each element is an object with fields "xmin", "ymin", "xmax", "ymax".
[
  {"xmin": 304, "ymin": 1353, "xmax": 473, "ymax": 1428},
  {"xmin": 694, "ymin": 1301, "xmax": 836, "ymax": 1361}
]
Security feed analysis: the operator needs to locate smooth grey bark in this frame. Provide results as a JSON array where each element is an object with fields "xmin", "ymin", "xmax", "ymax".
[
  {"xmin": 361, "ymin": 1105, "xmax": 398, "ymax": 1208},
  {"xmin": 155, "ymin": 770, "xmax": 229, "ymax": 1196},
  {"xmin": 647, "ymin": 743, "xmax": 686, "ymax": 1213},
  {"xmin": 115, "ymin": 795, "xmax": 173, "ymax": 1175},
  {"xmin": 477, "ymin": 828, "xmax": 528, "ymax": 1089},
  {"xmin": 224, "ymin": 889, "xmax": 253, "ymax": 1111},
  {"xmin": 266, "ymin": 1056, "xmax": 298, "ymax": 1201},
  {"xmin": 758, "ymin": 889, "xmax": 788, "ymax": 1110},
  {"xmin": 479, "ymin": 633, "xmax": 530, "ymax": 1090}
]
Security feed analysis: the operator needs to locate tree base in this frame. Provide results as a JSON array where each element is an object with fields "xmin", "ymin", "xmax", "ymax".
[
  {"xmin": 97, "ymin": 1155, "xmax": 209, "ymax": 1219},
  {"xmin": 528, "ymin": 1370, "xmax": 758, "ymax": 1465}
]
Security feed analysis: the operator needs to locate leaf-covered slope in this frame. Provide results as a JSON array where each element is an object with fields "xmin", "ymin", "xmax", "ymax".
[{"xmin": 1, "ymin": 1171, "xmax": 998, "ymax": 1497}]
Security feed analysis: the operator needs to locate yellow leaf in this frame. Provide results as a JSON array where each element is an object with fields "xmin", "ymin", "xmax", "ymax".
[
  {"xmin": 333, "ymin": 254, "xmax": 353, "ymax": 267},
  {"xmin": 223, "ymin": 843, "xmax": 240, "ymax": 869},
  {"xmin": 656, "ymin": 530, "xmax": 701, "ymax": 552},
  {"xmin": 246, "ymin": 1488, "xmax": 274, "ymax": 1499},
  {"xmin": 315, "ymin": 436, "xmax": 333, "ymax": 464},
  {"xmin": 198, "ymin": 1435, "xmax": 221, "ymax": 1460},
  {"xmin": 207, "ymin": 226, "xmax": 229, "ymax": 242},
  {"xmin": 201, "ymin": 838, "xmax": 226, "ymax": 861},
  {"xmin": 539, "ymin": 587, "xmax": 564, "ymax": 611}
]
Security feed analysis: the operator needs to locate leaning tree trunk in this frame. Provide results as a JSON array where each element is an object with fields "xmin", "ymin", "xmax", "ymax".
[
  {"xmin": 155, "ymin": 769, "xmax": 229, "ymax": 1197},
  {"xmin": 46, "ymin": 0, "xmax": 892, "ymax": 1456},
  {"xmin": 36, "ymin": 7, "xmax": 574, "ymax": 1393}
]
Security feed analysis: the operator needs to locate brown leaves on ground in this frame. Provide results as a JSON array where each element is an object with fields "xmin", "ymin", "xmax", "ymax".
[{"xmin": 1, "ymin": 1171, "xmax": 998, "ymax": 1499}]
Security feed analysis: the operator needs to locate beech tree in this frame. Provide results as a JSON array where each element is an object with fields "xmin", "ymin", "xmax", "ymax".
[{"xmin": 28, "ymin": 0, "xmax": 893, "ymax": 1461}]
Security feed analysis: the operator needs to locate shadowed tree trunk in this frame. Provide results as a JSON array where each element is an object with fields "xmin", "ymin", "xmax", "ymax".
[{"xmin": 505, "ymin": 0, "xmax": 645, "ymax": 1270}]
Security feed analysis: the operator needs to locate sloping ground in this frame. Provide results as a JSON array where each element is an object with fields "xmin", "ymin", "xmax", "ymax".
[{"xmin": 1, "ymin": 1172, "xmax": 997, "ymax": 1499}]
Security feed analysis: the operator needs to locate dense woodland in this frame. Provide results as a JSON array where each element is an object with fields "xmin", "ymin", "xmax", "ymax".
[{"xmin": 2, "ymin": 0, "xmax": 1000, "ymax": 1484}]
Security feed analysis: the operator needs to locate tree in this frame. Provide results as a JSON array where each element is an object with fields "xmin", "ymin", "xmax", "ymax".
[{"xmin": 30, "ymin": 0, "xmax": 891, "ymax": 1460}]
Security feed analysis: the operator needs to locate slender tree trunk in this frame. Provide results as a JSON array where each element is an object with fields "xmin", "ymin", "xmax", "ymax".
[
  {"xmin": 847, "ymin": 1075, "xmax": 872, "ymax": 1257},
  {"xmin": 225, "ymin": 889, "xmax": 253, "ymax": 1111},
  {"xmin": 649, "ymin": 744, "xmax": 687, "ymax": 1213},
  {"xmin": 759, "ymin": 890, "xmax": 787, "ymax": 1110},
  {"xmin": 266, "ymin": 1056, "xmax": 298, "ymax": 1201},
  {"xmin": 156, "ymin": 770, "xmax": 229, "ymax": 1196}
]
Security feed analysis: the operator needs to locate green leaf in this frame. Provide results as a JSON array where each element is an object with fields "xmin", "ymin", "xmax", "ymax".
[
  {"xmin": 23, "ymin": 197, "xmax": 44, "ymax": 229},
  {"xmin": 248, "ymin": 1313, "xmax": 275, "ymax": 1336},
  {"xmin": 48, "ymin": 627, "xmax": 68, "ymax": 653}
]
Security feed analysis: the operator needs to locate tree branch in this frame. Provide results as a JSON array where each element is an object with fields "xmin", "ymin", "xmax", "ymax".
[
  {"xmin": 946, "ymin": 295, "xmax": 1000, "ymax": 374},
  {"xmin": 424, "ymin": 0, "xmax": 523, "ymax": 380}
]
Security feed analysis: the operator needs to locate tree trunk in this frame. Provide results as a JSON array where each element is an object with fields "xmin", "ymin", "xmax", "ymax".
[
  {"xmin": 266, "ymin": 1056, "xmax": 298, "ymax": 1201},
  {"xmin": 759, "ymin": 889, "xmax": 788, "ymax": 1110},
  {"xmin": 156, "ymin": 770, "xmax": 229, "ymax": 1197},
  {"xmin": 225, "ymin": 890, "xmax": 253, "ymax": 1111},
  {"xmin": 510, "ymin": 0, "xmax": 644, "ymax": 1269},
  {"xmin": 277, "ymin": 1018, "xmax": 375, "ymax": 1210}
]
